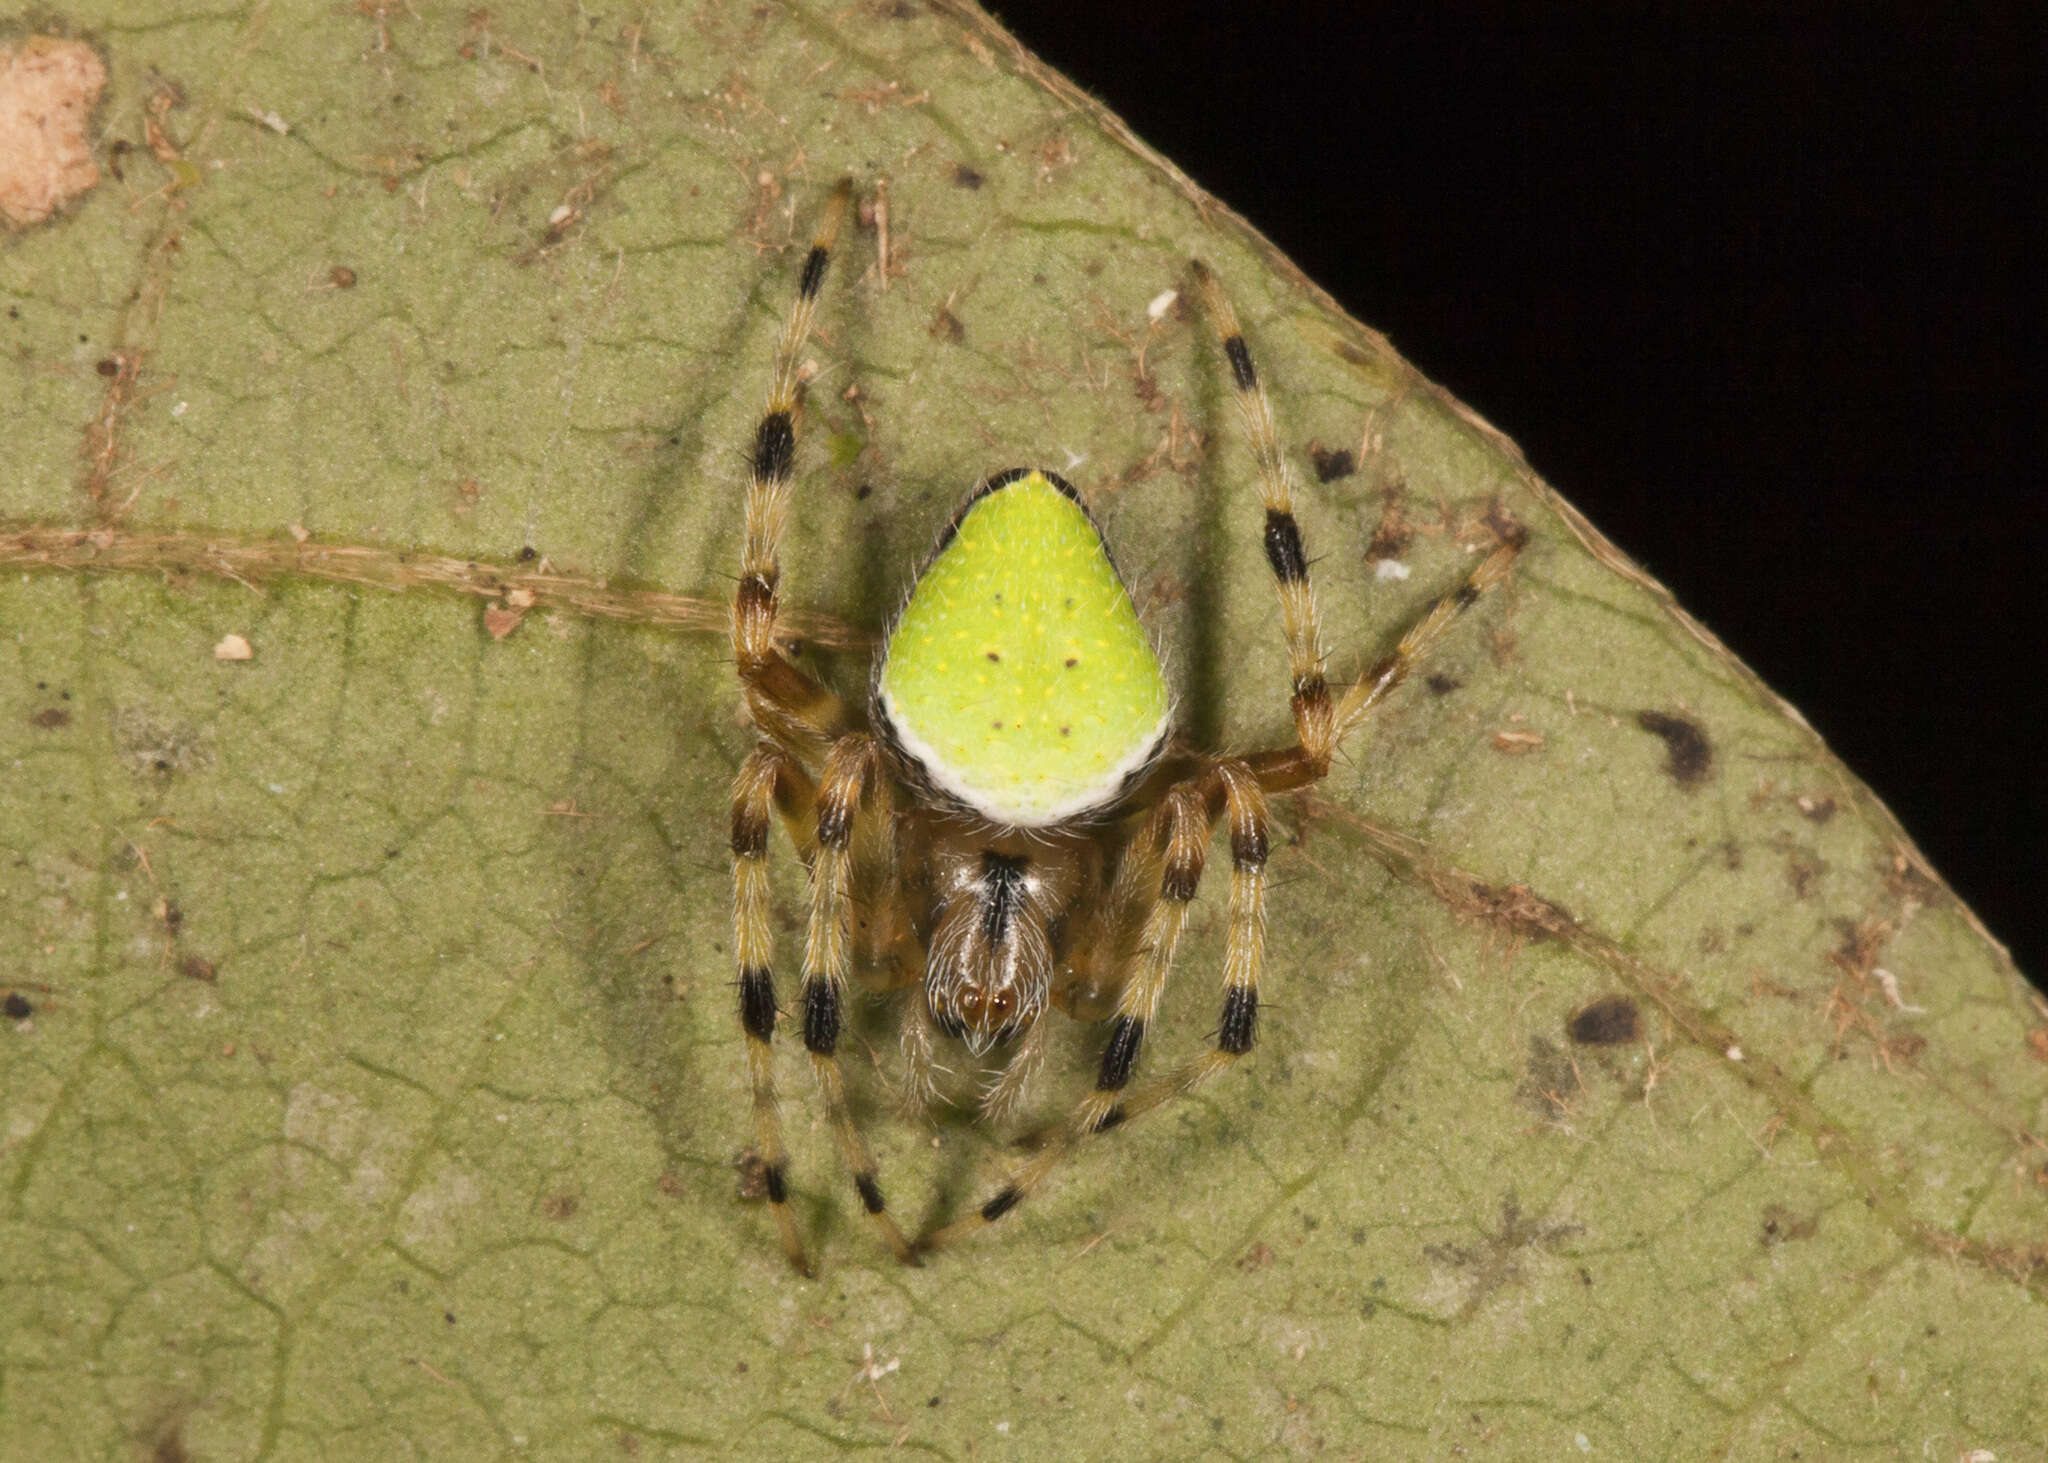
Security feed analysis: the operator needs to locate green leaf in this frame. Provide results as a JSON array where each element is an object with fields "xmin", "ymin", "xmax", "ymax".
[{"xmin": 4, "ymin": 4, "xmax": 2043, "ymax": 1459}]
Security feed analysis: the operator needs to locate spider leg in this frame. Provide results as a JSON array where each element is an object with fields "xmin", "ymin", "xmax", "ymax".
[
  {"xmin": 1191, "ymin": 259, "xmax": 1526, "ymax": 795},
  {"xmin": 1116, "ymin": 763, "xmax": 1269, "ymax": 1117},
  {"xmin": 804, "ymin": 733, "xmax": 920, "ymax": 1265},
  {"xmin": 1190, "ymin": 261, "xmax": 1337, "ymax": 774},
  {"xmin": 1330, "ymin": 533, "xmax": 1524, "ymax": 743},
  {"xmin": 1244, "ymin": 530, "xmax": 1525, "ymax": 793},
  {"xmin": 919, "ymin": 770, "xmax": 1234, "ymax": 1252},
  {"xmin": 730, "ymin": 741, "xmax": 821, "ymax": 1275},
  {"xmin": 844, "ymin": 757, "xmax": 920, "ymax": 993},
  {"xmin": 732, "ymin": 178, "xmax": 858, "ymax": 756},
  {"xmin": 1073, "ymin": 778, "xmax": 1214, "ymax": 1134}
]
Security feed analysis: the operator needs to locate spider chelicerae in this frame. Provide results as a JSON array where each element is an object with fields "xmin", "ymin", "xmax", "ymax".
[{"xmin": 726, "ymin": 179, "xmax": 1524, "ymax": 1273}]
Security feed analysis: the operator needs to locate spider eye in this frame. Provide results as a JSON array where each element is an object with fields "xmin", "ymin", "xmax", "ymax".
[
  {"xmin": 938, "ymin": 980, "xmax": 1030, "ymax": 1051},
  {"xmin": 957, "ymin": 982, "xmax": 1017, "ymax": 1028}
]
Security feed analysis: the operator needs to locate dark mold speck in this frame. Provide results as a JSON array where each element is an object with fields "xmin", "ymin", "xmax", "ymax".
[
  {"xmin": 1308, "ymin": 444, "xmax": 1355, "ymax": 482},
  {"xmin": 1567, "ymin": 995, "xmax": 1639, "ymax": 1046},
  {"xmin": 1635, "ymin": 710, "xmax": 1713, "ymax": 786}
]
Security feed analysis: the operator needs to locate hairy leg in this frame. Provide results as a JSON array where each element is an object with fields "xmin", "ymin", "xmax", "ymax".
[
  {"xmin": 730, "ymin": 179, "xmax": 858, "ymax": 756},
  {"xmin": 1191, "ymin": 258, "xmax": 1524, "ymax": 794},
  {"xmin": 802, "ymin": 734, "xmax": 919, "ymax": 1265},
  {"xmin": 729, "ymin": 741, "xmax": 819, "ymax": 1274}
]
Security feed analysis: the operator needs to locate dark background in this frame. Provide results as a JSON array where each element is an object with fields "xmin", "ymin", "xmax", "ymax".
[{"xmin": 988, "ymin": 2, "xmax": 2047, "ymax": 989}]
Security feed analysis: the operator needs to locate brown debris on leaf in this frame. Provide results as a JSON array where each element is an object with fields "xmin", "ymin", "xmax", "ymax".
[
  {"xmin": 482, "ymin": 606, "xmax": 523, "ymax": 639},
  {"xmin": 0, "ymin": 37, "xmax": 107, "ymax": 229},
  {"xmin": 484, "ymin": 588, "xmax": 535, "ymax": 640}
]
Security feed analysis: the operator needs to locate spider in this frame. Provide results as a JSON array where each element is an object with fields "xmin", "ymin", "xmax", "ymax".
[{"xmin": 726, "ymin": 179, "xmax": 1524, "ymax": 1273}]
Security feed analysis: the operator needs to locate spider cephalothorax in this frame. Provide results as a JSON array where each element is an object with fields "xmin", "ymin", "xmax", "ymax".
[
  {"xmin": 724, "ymin": 180, "xmax": 1524, "ymax": 1273},
  {"xmin": 916, "ymin": 840, "xmax": 1064, "ymax": 1052}
]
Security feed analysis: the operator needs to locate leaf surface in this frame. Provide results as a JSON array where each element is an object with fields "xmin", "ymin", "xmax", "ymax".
[{"xmin": 3, "ymin": 4, "xmax": 2043, "ymax": 1459}]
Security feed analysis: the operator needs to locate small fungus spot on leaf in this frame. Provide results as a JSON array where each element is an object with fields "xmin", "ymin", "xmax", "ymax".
[
  {"xmin": 1884, "ymin": 1033, "xmax": 1929, "ymax": 1065},
  {"xmin": 1794, "ymin": 792, "xmax": 1837, "ymax": 822},
  {"xmin": 4, "ymin": 993, "xmax": 32, "ymax": 1020},
  {"xmin": 1516, "ymin": 1035, "xmax": 1580, "ymax": 1121},
  {"xmin": 149, "ymin": 1424, "xmax": 191, "ymax": 1463},
  {"xmin": 114, "ymin": 708, "xmax": 212, "ymax": 778},
  {"xmin": 733, "ymin": 1148, "xmax": 771, "ymax": 1200},
  {"xmin": 1365, "ymin": 484, "xmax": 1413, "ymax": 561},
  {"xmin": 30, "ymin": 706, "xmax": 70, "ymax": 729},
  {"xmin": 1307, "ymin": 443, "xmax": 1354, "ymax": 482},
  {"xmin": 951, "ymin": 163, "xmax": 984, "ymax": 189},
  {"xmin": 1786, "ymin": 848, "xmax": 1824, "ymax": 900},
  {"xmin": 1422, "ymin": 1193, "xmax": 1585, "ymax": 1311},
  {"xmin": 1759, "ymin": 1204, "xmax": 1820, "ymax": 1247},
  {"xmin": 1635, "ymin": 709, "xmax": 1713, "ymax": 786},
  {"xmin": 1567, "ymin": 995, "xmax": 1639, "ymax": 1046}
]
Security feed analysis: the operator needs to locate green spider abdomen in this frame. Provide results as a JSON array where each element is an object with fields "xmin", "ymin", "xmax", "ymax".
[{"xmin": 876, "ymin": 469, "xmax": 1171, "ymax": 827}]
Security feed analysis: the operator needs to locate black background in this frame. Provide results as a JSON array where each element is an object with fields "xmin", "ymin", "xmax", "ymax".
[{"xmin": 988, "ymin": 2, "xmax": 2046, "ymax": 988}]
